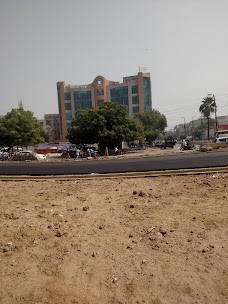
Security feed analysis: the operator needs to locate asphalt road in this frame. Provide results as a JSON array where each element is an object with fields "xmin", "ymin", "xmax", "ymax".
[{"xmin": 0, "ymin": 151, "xmax": 228, "ymax": 176}]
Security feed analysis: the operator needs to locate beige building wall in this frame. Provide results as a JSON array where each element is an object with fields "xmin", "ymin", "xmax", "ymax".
[{"xmin": 92, "ymin": 75, "xmax": 118, "ymax": 108}]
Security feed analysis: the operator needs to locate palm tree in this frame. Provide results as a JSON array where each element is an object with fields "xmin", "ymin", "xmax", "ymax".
[{"xmin": 199, "ymin": 96, "xmax": 217, "ymax": 140}]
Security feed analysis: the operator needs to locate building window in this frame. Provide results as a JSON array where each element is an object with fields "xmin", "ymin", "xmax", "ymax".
[
  {"xmin": 97, "ymin": 79, "xmax": 103, "ymax": 85},
  {"xmin": 132, "ymin": 95, "xmax": 139, "ymax": 104},
  {"xmin": 132, "ymin": 85, "xmax": 138, "ymax": 94},
  {"xmin": 110, "ymin": 87, "xmax": 129, "ymax": 106},
  {"xmin": 74, "ymin": 91, "xmax": 92, "ymax": 110},
  {"xmin": 66, "ymin": 123, "xmax": 72, "ymax": 130},
  {"xmin": 143, "ymin": 78, "xmax": 151, "ymax": 112},
  {"xmin": 133, "ymin": 106, "xmax": 139, "ymax": 113},
  {"xmin": 97, "ymin": 89, "xmax": 104, "ymax": 96},
  {"xmin": 110, "ymin": 86, "xmax": 129, "ymax": 113},
  {"xmin": 65, "ymin": 92, "xmax": 71, "ymax": 100},
  {"xmin": 65, "ymin": 103, "xmax": 71, "ymax": 110},
  {"xmin": 66, "ymin": 112, "xmax": 72, "ymax": 120},
  {"xmin": 110, "ymin": 86, "xmax": 128, "ymax": 98}
]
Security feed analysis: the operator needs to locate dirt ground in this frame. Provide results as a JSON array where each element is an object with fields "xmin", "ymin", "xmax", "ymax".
[{"xmin": 0, "ymin": 173, "xmax": 227, "ymax": 304}]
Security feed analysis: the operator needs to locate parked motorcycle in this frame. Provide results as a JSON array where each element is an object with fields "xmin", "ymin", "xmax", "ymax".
[{"xmin": 180, "ymin": 139, "xmax": 194, "ymax": 150}]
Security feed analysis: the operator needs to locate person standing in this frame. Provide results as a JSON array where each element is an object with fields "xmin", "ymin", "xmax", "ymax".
[
  {"xmin": 76, "ymin": 148, "xmax": 80, "ymax": 159},
  {"xmin": 65, "ymin": 148, "xmax": 70, "ymax": 159}
]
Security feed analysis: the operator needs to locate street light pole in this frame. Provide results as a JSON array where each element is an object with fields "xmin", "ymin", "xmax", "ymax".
[{"xmin": 214, "ymin": 95, "xmax": 218, "ymax": 132}]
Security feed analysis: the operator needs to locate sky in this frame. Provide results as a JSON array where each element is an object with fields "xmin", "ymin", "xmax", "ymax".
[{"xmin": 1, "ymin": 0, "xmax": 228, "ymax": 129}]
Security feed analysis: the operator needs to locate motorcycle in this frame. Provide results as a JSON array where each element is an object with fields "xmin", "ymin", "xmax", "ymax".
[{"xmin": 180, "ymin": 140, "xmax": 194, "ymax": 150}]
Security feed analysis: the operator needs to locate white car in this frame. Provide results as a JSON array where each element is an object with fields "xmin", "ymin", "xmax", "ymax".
[
  {"xmin": 18, "ymin": 150, "xmax": 46, "ymax": 160},
  {"xmin": 35, "ymin": 153, "xmax": 46, "ymax": 160},
  {"xmin": 214, "ymin": 137, "xmax": 228, "ymax": 143}
]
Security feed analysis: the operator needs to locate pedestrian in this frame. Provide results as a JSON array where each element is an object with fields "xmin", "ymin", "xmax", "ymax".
[
  {"xmin": 90, "ymin": 148, "xmax": 94, "ymax": 157},
  {"xmin": 2, "ymin": 151, "xmax": 9, "ymax": 161},
  {"xmin": 76, "ymin": 148, "xmax": 80, "ymax": 159},
  {"xmin": 80, "ymin": 148, "xmax": 83, "ymax": 158},
  {"xmin": 87, "ymin": 148, "xmax": 91, "ymax": 157},
  {"xmin": 114, "ymin": 146, "xmax": 118, "ymax": 155},
  {"xmin": 65, "ymin": 148, "xmax": 70, "ymax": 159}
]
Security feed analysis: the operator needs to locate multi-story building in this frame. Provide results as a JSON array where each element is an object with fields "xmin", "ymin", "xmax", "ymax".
[
  {"xmin": 37, "ymin": 118, "xmax": 45, "ymax": 129},
  {"xmin": 44, "ymin": 114, "xmax": 60, "ymax": 143},
  {"xmin": 57, "ymin": 72, "xmax": 152, "ymax": 141},
  {"xmin": 37, "ymin": 114, "xmax": 60, "ymax": 143}
]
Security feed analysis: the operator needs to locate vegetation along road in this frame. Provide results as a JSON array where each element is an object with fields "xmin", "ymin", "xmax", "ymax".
[{"xmin": 0, "ymin": 151, "xmax": 228, "ymax": 176}]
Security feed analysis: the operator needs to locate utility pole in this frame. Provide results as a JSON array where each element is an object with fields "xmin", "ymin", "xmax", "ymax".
[{"xmin": 214, "ymin": 95, "xmax": 218, "ymax": 132}]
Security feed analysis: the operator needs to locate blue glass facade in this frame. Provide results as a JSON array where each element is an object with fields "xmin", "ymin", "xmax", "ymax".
[
  {"xmin": 133, "ymin": 106, "xmax": 139, "ymax": 113},
  {"xmin": 132, "ymin": 85, "xmax": 138, "ymax": 94},
  {"xmin": 64, "ymin": 92, "xmax": 71, "ymax": 100},
  {"xmin": 65, "ymin": 103, "xmax": 71, "ymax": 110},
  {"xmin": 110, "ymin": 86, "xmax": 129, "ymax": 112},
  {"xmin": 66, "ymin": 112, "xmax": 72, "ymax": 120},
  {"xmin": 143, "ymin": 78, "xmax": 151, "ymax": 111},
  {"xmin": 73, "ymin": 91, "xmax": 92, "ymax": 110},
  {"xmin": 132, "ymin": 95, "xmax": 139, "ymax": 105}
]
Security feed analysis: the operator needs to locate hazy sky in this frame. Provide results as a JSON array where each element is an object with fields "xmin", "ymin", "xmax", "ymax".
[{"xmin": 1, "ymin": 0, "xmax": 228, "ymax": 129}]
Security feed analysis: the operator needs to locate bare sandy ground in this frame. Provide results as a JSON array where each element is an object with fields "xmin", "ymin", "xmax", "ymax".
[{"xmin": 0, "ymin": 173, "xmax": 227, "ymax": 304}]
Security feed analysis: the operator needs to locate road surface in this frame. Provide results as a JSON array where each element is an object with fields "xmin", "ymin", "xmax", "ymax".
[{"xmin": 0, "ymin": 151, "xmax": 228, "ymax": 176}]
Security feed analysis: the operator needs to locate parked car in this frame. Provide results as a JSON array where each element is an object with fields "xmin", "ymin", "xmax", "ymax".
[
  {"xmin": 35, "ymin": 153, "xmax": 47, "ymax": 160},
  {"xmin": 154, "ymin": 137, "xmax": 176, "ymax": 149},
  {"xmin": 161, "ymin": 138, "xmax": 176, "ymax": 149},
  {"xmin": 214, "ymin": 137, "xmax": 228, "ymax": 143},
  {"xmin": 18, "ymin": 150, "xmax": 46, "ymax": 160}
]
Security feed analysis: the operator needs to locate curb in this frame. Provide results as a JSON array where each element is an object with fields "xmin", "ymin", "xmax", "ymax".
[{"xmin": 1, "ymin": 167, "xmax": 228, "ymax": 181}]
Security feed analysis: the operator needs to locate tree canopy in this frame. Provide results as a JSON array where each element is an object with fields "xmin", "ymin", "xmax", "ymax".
[
  {"xmin": 67, "ymin": 101, "xmax": 144, "ymax": 149},
  {"xmin": 134, "ymin": 109, "xmax": 167, "ymax": 144},
  {"xmin": 0, "ymin": 106, "xmax": 44, "ymax": 147},
  {"xmin": 199, "ymin": 96, "xmax": 217, "ymax": 140}
]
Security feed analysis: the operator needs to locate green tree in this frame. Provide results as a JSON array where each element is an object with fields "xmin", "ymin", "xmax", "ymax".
[
  {"xmin": 199, "ymin": 96, "xmax": 217, "ymax": 140},
  {"xmin": 0, "ymin": 106, "xmax": 44, "ymax": 148},
  {"xmin": 134, "ymin": 109, "xmax": 167, "ymax": 145},
  {"xmin": 67, "ymin": 101, "xmax": 144, "ymax": 150}
]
